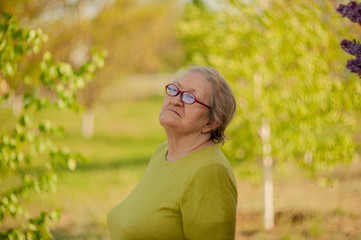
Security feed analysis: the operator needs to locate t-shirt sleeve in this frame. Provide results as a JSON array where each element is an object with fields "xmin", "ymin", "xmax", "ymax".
[{"xmin": 180, "ymin": 164, "xmax": 237, "ymax": 240}]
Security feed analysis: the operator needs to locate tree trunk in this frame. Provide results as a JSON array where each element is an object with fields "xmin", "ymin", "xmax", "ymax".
[
  {"xmin": 12, "ymin": 94, "xmax": 22, "ymax": 117},
  {"xmin": 81, "ymin": 108, "xmax": 94, "ymax": 138},
  {"xmin": 261, "ymin": 117, "xmax": 274, "ymax": 230}
]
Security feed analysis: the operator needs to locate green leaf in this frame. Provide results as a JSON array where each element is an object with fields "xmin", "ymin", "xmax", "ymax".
[
  {"xmin": 5, "ymin": 62, "xmax": 14, "ymax": 76},
  {"xmin": 67, "ymin": 158, "xmax": 76, "ymax": 171},
  {"xmin": 48, "ymin": 210, "xmax": 60, "ymax": 221}
]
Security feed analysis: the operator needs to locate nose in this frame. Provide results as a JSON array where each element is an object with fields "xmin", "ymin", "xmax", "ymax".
[{"xmin": 170, "ymin": 92, "xmax": 184, "ymax": 107}]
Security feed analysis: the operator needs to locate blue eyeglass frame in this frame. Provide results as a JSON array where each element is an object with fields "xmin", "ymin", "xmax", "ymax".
[{"xmin": 165, "ymin": 84, "xmax": 211, "ymax": 109}]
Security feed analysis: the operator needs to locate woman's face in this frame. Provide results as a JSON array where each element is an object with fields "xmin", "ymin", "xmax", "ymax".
[{"xmin": 159, "ymin": 72, "xmax": 213, "ymax": 136}]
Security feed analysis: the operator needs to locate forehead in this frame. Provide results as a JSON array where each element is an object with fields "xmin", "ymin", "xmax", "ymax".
[{"xmin": 173, "ymin": 72, "xmax": 212, "ymax": 97}]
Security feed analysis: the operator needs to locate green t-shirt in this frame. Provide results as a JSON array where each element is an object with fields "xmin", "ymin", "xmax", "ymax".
[{"xmin": 107, "ymin": 142, "xmax": 237, "ymax": 240}]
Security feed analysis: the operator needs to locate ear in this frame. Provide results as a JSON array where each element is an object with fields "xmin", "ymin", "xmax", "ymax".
[{"xmin": 202, "ymin": 121, "xmax": 220, "ymax": 134}]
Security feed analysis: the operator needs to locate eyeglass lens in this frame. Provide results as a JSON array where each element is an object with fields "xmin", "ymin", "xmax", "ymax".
[
  {"xmin": 166, "ymin": 84, "xmax": 196, "ymax": 104},
  {"xmin": 166, "ymin": 84, "xmax": 178, "ymax": 96}
]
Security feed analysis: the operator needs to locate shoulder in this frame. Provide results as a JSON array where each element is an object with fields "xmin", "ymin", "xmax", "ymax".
[
  {"xmin": 152, "ymin": 141, "xmax": 168, "ymax": 157},
  {"xmin": 190, "ymin": 144, "xmax": 234, "ymax": 173},
  {"xmin": 184, "ymin": 144, "xmax": 237, "ymax": 189},
  {"xmin": 148, "ymin": 141, "xmax": 168, "ymax": 164},
  {"xmin": 189, "ymin": 163, "xmax": 236, "ymax": 187},
  {"xmin": 180, "ymin": 147, "xmax": 238, "ymax": 205}
]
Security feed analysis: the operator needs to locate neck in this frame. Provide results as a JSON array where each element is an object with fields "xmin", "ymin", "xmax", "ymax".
[{"xmin": 165, "ymin": 130, "xmax": 214, "ymax": 162}]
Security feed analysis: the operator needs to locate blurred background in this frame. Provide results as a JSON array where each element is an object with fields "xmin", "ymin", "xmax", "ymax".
[{"xmin": 0, "ymin": 0, "xmax": 361, "ymax": 239}]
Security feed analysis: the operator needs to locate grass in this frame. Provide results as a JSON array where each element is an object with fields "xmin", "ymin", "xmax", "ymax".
[
  {"xmin": 1, "ymin": 94, "xmax": 361, "ymax": 240},
  {"xmin": 235, "ymin": 160, "xmax": 361, "ymax": 240},
  {"xmin": 0, "ymin": 96, "xmax": 166, "ymax": 238}
]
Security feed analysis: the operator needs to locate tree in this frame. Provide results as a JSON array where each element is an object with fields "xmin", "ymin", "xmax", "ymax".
[
  {"xmin": 0, "ymin": 12, "xmax": 105, "ymax": 238},
  {"xmin": 68, "ymin": 0, "xmax": 183, "ymax": 138},
  {"xmin": 177, "ymin": 0, "xmax": 361, "ymax": 230},
  {"xmin": 0, "ymin": 0, "xmax": 64, "ymax": 117},
  {"xmin": 1, "ymin": 0, "xmax": 184, "ymax": 138}
]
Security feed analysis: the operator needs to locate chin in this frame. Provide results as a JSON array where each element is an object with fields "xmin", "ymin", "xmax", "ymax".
[{"xmin": 159, "ymin": 114, "xmax": 180, "ymax": 129}]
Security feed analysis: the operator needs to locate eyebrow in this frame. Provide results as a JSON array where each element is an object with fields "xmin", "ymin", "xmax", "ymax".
[{"xmin": 175, "ymin": 81, "xmax": 198, "ymax": 94}]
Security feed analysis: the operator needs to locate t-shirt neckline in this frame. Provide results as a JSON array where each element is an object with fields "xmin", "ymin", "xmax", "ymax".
[{"xmin": 163, "ymin": 143, "xmax": 218, "ymax": 164}]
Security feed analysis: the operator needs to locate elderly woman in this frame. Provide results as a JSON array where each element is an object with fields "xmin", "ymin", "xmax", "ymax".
[{"xmin": 107, "ymin": 66, "xmax": 237, "ymax": 240}]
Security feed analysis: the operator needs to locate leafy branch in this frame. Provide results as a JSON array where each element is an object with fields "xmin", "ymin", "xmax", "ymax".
[{"xmin": 0, "ymin": 12, "xmax": 106, "ymax": 239}]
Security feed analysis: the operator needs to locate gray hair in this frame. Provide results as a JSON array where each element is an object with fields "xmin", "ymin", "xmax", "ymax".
[{"xmin": 187, "ymin": 66, "xmax": 236, "ymax": 145}]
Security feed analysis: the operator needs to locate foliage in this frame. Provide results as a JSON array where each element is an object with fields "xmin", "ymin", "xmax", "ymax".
[
  {"xmin": 0, "ymin": 12, "xmax": 106, "ymax": 238},
  {"xmin": 177, "ymin": 0, "xmax": 361, "ymax": 176},
  {"xmin": 337, "ymin": 1, "xmax": 361, "ymax": 77},
  {"xmin": 0, "ymin": 0, "xmax": 184, "ymax": 132}
]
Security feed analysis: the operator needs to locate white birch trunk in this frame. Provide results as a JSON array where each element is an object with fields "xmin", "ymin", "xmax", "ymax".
[
  {"xmin": 12, "ymin": 94, "xmax": 22, "ymax": 117},
  {"xmin": 261, "ymin": 117, "xmax": 274, "ymax": 230},
  {"xmin": 81, "ymin": 108, "xmax": 94, "ymax": 138},
  {"xmin": 254, "ymin": 72, "xmax": 274, "ymax": 230}
]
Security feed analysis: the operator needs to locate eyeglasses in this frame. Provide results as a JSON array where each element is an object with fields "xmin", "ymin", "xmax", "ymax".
[{"xmin": 165, "ymin": 84, "xmax": 211, "ymax": 109}]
